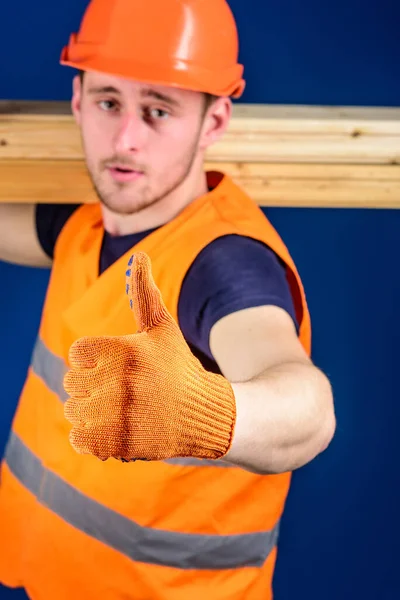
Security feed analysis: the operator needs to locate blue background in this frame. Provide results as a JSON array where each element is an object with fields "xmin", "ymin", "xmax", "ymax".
[{"xmin": 1, "ymin": 0, "xmax": 399, "ymax": 598}]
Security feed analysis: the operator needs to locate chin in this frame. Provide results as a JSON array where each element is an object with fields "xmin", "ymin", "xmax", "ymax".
[
  {"xmin": 100, "ymin": 194, "xmax": 151, "ymax": 216},
  {"xmin": 102, "ymin": 202, "xmax": 140, "ymax": 216}
]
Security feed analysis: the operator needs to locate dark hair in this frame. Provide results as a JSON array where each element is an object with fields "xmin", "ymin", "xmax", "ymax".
[{"xmin": 203, "ymin": 93, "xmax": 219, "ymax": 114}]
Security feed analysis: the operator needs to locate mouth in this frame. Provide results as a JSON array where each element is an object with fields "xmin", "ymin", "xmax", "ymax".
[{"xmin": 107, "ymin": 166, "xmax": 144, "ymax": 183}]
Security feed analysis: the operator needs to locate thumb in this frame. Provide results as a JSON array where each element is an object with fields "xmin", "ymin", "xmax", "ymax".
[{"xmin": 125, "ymin": 252, "xmax": 172, "ymax": 332}]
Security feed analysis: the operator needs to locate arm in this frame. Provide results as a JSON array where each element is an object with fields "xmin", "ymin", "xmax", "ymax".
[
  {"xmin": 210, "ymin": 305, "xmax": 336, "ymax": 474},
  {"xmin": 0, "ymin": 203, "xmax": 52, "ymax": 267},
  {"xmin": 63, "ymin": 252, "xmax": 335, "ymax": 474}
]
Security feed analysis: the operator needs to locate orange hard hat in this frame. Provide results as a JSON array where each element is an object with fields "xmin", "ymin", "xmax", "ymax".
[{"xmin": 60, "ymin": 0, "xmax": 245, "ymax": 98}]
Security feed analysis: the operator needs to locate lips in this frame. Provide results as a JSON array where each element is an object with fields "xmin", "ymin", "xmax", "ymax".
[{"xmin": 107, "ymin": 166, "xmax": 144, "ymax": 183}]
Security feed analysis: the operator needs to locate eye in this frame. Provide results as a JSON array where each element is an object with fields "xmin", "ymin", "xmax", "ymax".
[
  {"xmin": 145, "ymin": 107, "xmax": 169, "ymax": 121},
  {"xmin": 98, "ymin": 100, "xmax": 119, "ymax": 112}
]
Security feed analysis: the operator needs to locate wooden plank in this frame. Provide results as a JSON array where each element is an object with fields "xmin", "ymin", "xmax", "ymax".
[
  {"xmin": 1, "ymin": 159, "xmax": 399, "ymax": 208},
  {"xmin": 0, "ymin": 160, "xmax": 95, "ymax": 204},
  {"xmin": 0, "ymin": 118, "xmax": 399, "ymax": 164},
  {"xmin": 1, "ymin": 102, "xmax": 399, "ymax": 164},
  {"xmin": 213, "ymin": 162, "xmax": 400, "ymax": 180},
  {"xmin": 2, "ymin": 100, "xmax": 400, "ymax": 124},
  {"xmin": 243, "ymin": 179, "xmax": 399, "ymax": 208},
  {"xmin": 0, "ymin": 101, "xmax": 72, "ymax": 115},
  {"xmin": 1, "ymin": 102, "xmax": 399, "ymax": 139},
  {"xmin": 230, "ymin": 105, "xmax": 400, "ymax": 136},
  {"xmin": 209, "ymin": 136, "xmax": 399, "ymax": 164},
  {"xmin": 1, "ymin": 102, "xmax": 399, "ymax": 208}
]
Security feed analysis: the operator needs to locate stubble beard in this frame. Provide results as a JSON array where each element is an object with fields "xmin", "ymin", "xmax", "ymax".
[{"xmin": 85, "ymin": 131, "xmax": 202, "ymax": 217}]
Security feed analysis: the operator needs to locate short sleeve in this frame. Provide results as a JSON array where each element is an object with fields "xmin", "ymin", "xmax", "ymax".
[{"xmin": 177, "ymin": 235, "xmax": 298, "ymax": 361}]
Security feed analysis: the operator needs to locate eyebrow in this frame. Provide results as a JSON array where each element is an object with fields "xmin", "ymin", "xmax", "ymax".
[
  {"xmin": 86, "ymin": 85, "xmax": 180, "ymax": 108},
  {"xmin": 86, "ymin": 85, "xmax": 121, "ymax": 95},
  {"xmin": 140, "ymin": 88, "xmax": 181, "ymax": 108}
]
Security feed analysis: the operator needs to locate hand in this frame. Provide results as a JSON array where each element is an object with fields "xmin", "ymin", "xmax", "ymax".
[{"xmin": 63, "ymin": 252, "xmax": 236, "ymax": 462}]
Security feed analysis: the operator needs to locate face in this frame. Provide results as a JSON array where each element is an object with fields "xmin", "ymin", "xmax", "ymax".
[{"xmin": 71, "ymin": 71, "xmax": 230, "ymax": 216}]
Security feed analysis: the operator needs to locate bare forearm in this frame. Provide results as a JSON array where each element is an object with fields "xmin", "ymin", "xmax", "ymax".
[
  {"xmin": 0, "ymin": 203, "xmax": 51, "ymax": 267},
  {"xmin": 224, "ymin": 361, "xmax": 336, "ymax": 475}
]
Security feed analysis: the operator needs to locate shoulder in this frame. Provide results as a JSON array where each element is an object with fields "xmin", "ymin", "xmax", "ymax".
[
  {"xmin": 177, "ymin": 234, "xmax": 299, "ymax": 360},
  {"xmin": 182, "ymin": 234, "xmax": 290, "ymax": 289}
]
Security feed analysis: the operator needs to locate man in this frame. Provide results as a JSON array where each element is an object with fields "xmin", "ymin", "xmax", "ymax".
[{"xmin": 0, "ymin": 0, "xmax": 336, "ymax": 598}]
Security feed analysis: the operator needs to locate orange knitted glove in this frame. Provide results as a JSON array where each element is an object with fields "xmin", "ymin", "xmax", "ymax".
[{"xmin": 63, "ymin": 252, "xmax": 236, "ymax": 462}]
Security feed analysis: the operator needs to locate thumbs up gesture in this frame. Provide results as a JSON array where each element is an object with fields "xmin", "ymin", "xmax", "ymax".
[{"xmin": 63, "ymin": 252, "xmax": 236, "ymax": 462}]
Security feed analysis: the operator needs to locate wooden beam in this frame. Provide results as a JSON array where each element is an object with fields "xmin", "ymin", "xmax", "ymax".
[
  {"xmin": 1, "ymin": 101, "xmax": 399, "ymax": 207},
  {"xmin": 1, "ymin": 102, "xmax": 399, "ymax": 164},
  {"xmin": 2, "ymin": 100, "xmax": 400, "ymax": 126},
  {"xmin": 1, "ymin": 159, "xmax": 399, "ymax": 208}
]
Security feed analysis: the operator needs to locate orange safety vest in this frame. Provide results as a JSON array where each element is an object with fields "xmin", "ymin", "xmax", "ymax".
[{"xmin": 0, "ymin": 173, "xmax": 311, "ymax": 600}]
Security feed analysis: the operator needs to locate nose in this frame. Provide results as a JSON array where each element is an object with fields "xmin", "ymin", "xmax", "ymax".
[{"xmin": 114, "ymin": 112, "xmax": 147, "ymax": 154}]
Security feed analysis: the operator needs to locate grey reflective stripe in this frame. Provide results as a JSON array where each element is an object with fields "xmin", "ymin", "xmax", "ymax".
[
  {"xmin": 31, "ymin": 337, "xmax": 68, "ymax": 402},
  {"xmin": 165, "ymin": 457, "xmax": 235, "ymax": 468},
  {"xmin": 5, "ymin": 432, "xmax": 279, "ymax": 570}
]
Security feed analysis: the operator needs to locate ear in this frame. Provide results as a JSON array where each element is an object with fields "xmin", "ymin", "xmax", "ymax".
[
  {"xmin": 198, "ymin": 97, "xmax": 232, "ymax": 151},
  {"xmin": 71, "ymin": 74, "xmax": 83, "ymax": 126}
]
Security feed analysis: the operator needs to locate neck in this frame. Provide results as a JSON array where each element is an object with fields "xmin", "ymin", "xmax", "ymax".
[{"xmin": 101, "ymin": 163, "xmax": 208, "ymax": 236}]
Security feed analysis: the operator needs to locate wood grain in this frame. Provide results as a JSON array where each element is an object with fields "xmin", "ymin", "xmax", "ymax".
[
  {"xmin": 1, "ymin": 159, "xmax": 399, "ymax": 208},
  {"xmin": 1, "ymin": 102, "xmax": 399, "ymax": 207}
]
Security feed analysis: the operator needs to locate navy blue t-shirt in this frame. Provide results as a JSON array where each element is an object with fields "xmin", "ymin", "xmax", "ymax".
[{"xmin": 35, "ymin": 203, "xmax": 298, "ymax": 372}]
